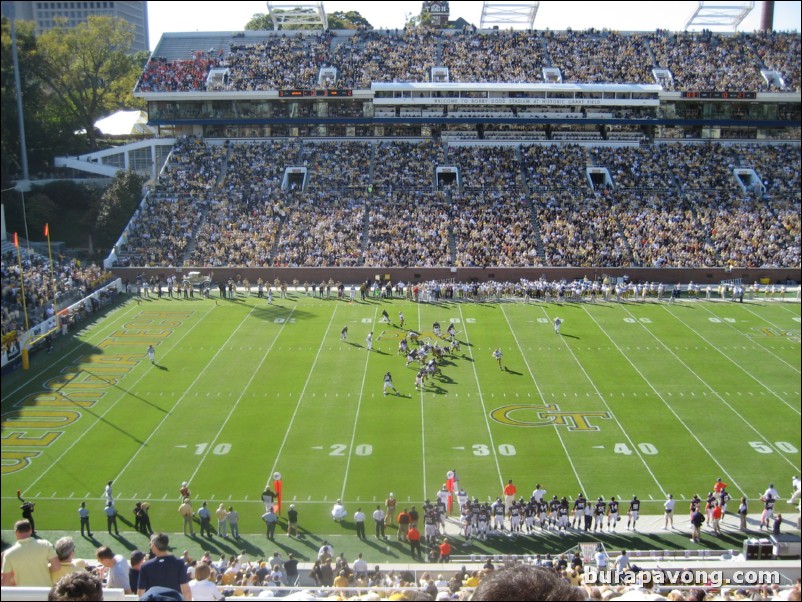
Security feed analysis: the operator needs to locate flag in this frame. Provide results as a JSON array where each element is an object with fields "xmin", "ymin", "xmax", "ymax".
[
  {"xmin": 44, "ymin": 223, "xmax": 49, "ymax": 237},
  {"xmin": 274, "ymin": 478, "xmax": 283, "ymax": 514},
  {"xmin": 13, "ymin": 232, "xmax": 19, "ymax": 247},
  {"xmin": 446, "ymin": 472, "xmax": 455, "ymax": 514}
]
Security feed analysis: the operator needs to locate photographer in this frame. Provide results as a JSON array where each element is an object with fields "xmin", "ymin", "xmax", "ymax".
[{"xmin": 21, "ymin": 501, "xmax": 36, "ymax": 535}]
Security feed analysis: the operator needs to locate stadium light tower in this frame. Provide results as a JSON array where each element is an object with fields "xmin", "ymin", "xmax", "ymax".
[
  {"xmin": 479, "ymin": 2, "xmax": 539, "ymax": 29},
  {"xmin": 684, "ymin": 1, "xmax": 755, "ymax": 31},
  {"xmin": 266, "ymin": 2, "xmax": 328, "ymax": 30}
]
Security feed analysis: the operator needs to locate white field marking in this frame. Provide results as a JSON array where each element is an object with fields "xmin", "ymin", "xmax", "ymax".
[
  {"xmin": 268, "ymin": 304, "xmax": 341, "ymax": 485},
  {"xmin": 6, "ymin": 494, "xmax": 770, "ymax": 504},
  {"xmin": 24, "ymin": 302, "xmax": 218, "ymax": 493},
  {"xmin": 499, "ymin": 306, "xmax": 586, "ymax": 494},
  {"xmin": 188, "ymin": 305, "xmax": 298, "ymax": 483},
  {"xmin": 2, "ymin": 301, "xmax": 142, "ymax": 399},
  {"xmin": 740, "ymin": 301, "xmax": 802, "ymax": 331},
  {"xmin": 418, "ymin": 300, "xmax": 427, "ymax": 499},
  {"xmin": 624, "ymin": 305, "xmax": 800, "ymax": 471},
  {"xmin": 458, "ymin": 304, "xmax": 504, "ymax": 490},
  {"xmin": 582, "ymin": 307, "xmax": 747, "ymax": 493},
  {"xmin": 693, "ymin": 303, "xmax": 801, "ymax": 381},
  {"xmin": 340, "ymin": 306, "xmax": 379, "ymax": 500},
  {"xmin": 114, "ymin": 302, "xmax": 264, "ymax": 484}
]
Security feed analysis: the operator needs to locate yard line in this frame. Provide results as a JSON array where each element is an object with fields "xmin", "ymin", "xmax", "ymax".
[
  {"xmin": 418, "ymin": 300, "xmax": 427, "ymax": 499},
  {"xmin": 4, "ymin": 493, "xmax": 766, "ymax": 504},
  {"xmin": 739, "ymin": 302, "xmax": 802, "ymax": 333},
  {"xmin": 498, "ymin": 307, "xmax": 589, "ymax": 493},
  {"xmin": 114, "ymin": 303, "xmax": 261, "ymax": 483},
  {"xmin": 619, "ymin": 305, "xmax": 800, "ymax": 472},
  {"xmin": 525, "ymin": 306, "xmax": 665, "ymax": 496},
  {"xmin": 582, "ymin": 308, "xmax": 746, "ymax": 494},
  {"xmin": 706, "ymin": 304, "xmax": 801, "ymax": 370},
  {"xmin": 23, "ymin": 302, "xmax": 217, "ymax": 492},
  {"xmin": 340, "ymin": 306, "xmax": 378, "ymax": 500},
  {"xmin": 665, "ymin": 304, "xmax": 800, "ymax": 415},
  {"xmin": 189, "ymin": 306, "xmax": 297, "ymax": 486},
  {"xmin": 458, "ymin": 304, "xmax": 504, "ymax": 490},
  {"xmin": 774, "ymin": 300, "xmax": 802, "ymax": 317},
  {"xmin": 2, "ymin": 301, "xmax": 141, "ymax": 400},
  {"xmin": 269, "ymin": 304, "xmax": 340, "ymax": 482}
]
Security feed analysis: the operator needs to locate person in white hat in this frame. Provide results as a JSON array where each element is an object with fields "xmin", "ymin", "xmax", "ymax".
[
  {"xmin": 385, "ymin": 493, "xmax": 397, "ymax": 527},
  {"xmin": 331, "ymin": 499, "xmax": 346, "ymax": 522}
]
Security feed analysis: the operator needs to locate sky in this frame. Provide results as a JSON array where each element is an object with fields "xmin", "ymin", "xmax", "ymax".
[{"xmin": 147, "ymin": 1, "xmax": 801, "ymax": 51}]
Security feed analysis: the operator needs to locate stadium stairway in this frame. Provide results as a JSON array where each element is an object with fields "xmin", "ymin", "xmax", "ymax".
[
  {"xmin": 643, "ymin": 37, "xmax": 660, "ymax": 74},
  {"xmin": 359, "ymin": 204, "xmax": 371, "ymax": 266},
  {"xmin": 269, "ymin": 213, "xmax": 288, "ymax": 265},
  {"xmin": 518, "ymin": 147, "xmax": 547, "ymax": 263},
  {"xmin": 356, "ymin": 145, "xmax": 378, "ymax": 266},
  {"xmin": 180, "ymin": 143, "xmax": 233, "ymax": 265},
  {"xmin": 444, "ymin": 189, "xmax": 458, "ymax": 263}
]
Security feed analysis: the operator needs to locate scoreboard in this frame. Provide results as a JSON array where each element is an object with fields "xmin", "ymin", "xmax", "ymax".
[{"xmin": 278, "ymin": 89, "xmax": 353, "ymax": 97}]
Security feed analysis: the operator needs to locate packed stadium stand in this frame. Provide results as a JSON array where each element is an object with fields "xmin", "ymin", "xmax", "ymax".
[
  {"xmin": 108, "ymin": 139, "xmax": 800, "ymax": 272},
  {"xmin": 95, "ymin": 26, "xmax": 799, "ymax": 281}
]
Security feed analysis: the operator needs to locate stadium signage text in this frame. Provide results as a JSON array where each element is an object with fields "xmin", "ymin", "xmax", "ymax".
[
  {"xmin": 374, "ymin": 97, "xmax": 659, "ymax": 107},
  {"xmin": 583, "ymin": 568, "xmax": 780, "ymax": 588},
  {"xmin": 490, "ymin": 404, "xmax": 612, "ymax": 431},
  {"xmin": 1, "ymin": 311, "xmax": 191, "ymax": 474}
]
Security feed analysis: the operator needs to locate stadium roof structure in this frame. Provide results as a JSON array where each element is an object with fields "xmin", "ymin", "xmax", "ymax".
[
  {"xmin": 479, "ymin": 1, "xmax": 539, "ymax": 29},
  {"xmin": 684, "ymin": 1, "xmax": 755, "ymax": 31},
  {"xmin": 266, "ymin": 1, "xmax": 328, "ymax": 30}
]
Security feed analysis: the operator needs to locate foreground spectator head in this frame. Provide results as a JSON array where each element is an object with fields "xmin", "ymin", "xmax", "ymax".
[
  {"xmin": 14, "ymin": 519, "xmax": 33, "ymax": 537},
  {"xmin": 470, "ymin": 564, "xmax": 587, "ymax": 600},
  {"xmin": 150, "ymin": 532, "xmax": 170, "ymax": 553},
  {"xmin": 54, "ymin": 537, "xmax": 76, "ymax": 562},
  {"xmin": 48, "ymin": 571, "xmax": 103, "ymax": 601}
]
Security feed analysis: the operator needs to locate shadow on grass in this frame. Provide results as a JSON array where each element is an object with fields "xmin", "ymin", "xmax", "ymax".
[{"xmin": 82, "ymin": 370, "xmax": 168, "ymax": 413}]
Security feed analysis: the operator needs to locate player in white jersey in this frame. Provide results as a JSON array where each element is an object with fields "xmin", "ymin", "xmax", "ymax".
[{"xmin": 664, "ymin": 494, "xmax": 675, "ymax": 529}]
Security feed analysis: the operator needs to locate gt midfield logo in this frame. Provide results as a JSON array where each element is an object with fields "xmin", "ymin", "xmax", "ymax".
[{"xmin": 490, "ymin": 404, "xmax": 612, "ymax": 431}]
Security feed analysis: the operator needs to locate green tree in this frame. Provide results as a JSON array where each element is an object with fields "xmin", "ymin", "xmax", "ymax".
[
  {"xmin": 246, "ymin": 10, "xmax": 372, "ymax": 30},
  {"xmin": 328, "ymin": 11, "xmax": 373, "ymax": 29},
  {"xmin": 93, "ymin": 170, "xmax": 145, "ymax": 248},
  {"xmin": 24, "ymin": 192, "xmax": 57, "ymax": 232},
  {"xmin": 2, "ymin": 18, "xmax": 46, "ymax": 185},
  {"xmin": 245, "ymin": 13, "xmax": 272, "ymax": 30},
  {"xmin": 35, "ymin": 16, "xmax": 142, "ymax": 150},
  {"xmin": 405, "ymin": 11, "xmax": 436, "ymax": 31}
]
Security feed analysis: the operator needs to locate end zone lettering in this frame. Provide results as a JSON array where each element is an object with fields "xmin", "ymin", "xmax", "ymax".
[{"xmin": 1, "ymin": 311, "xmax": 190, "ymax": 474}]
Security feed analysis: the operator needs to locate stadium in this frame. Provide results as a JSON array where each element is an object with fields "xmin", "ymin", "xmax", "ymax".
[{"xmin": 2, "ymin": 1, "xmax": 801, "ymax": 600}]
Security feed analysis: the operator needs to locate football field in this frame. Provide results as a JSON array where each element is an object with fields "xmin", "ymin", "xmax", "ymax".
[{"xmin": 2, "ymin": 291, "xmax": 800, "ymax": 545}]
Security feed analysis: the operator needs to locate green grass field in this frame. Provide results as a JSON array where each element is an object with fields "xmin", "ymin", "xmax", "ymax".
[{"xmin": 2, "ymin": 291, "xmax": 800, "ymax": 560}]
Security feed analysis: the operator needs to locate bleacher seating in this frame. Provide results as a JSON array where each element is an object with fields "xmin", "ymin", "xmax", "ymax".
[{"xmin": 106, "ymin": 138, "xmax": 799, "ymax": 270}]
